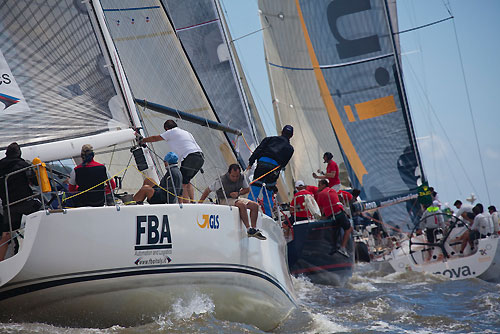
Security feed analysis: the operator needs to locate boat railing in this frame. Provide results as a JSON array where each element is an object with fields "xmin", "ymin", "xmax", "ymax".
[{"xmin": 1, "ymin": 162, "xmax": 59, "ymax": 252}]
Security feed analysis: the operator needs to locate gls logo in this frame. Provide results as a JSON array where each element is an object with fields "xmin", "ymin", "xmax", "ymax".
[
  {"xmin": 197, "ymin": 214, "xmax": 220, "ymax": 229},
  {"xmin": 135, "ymin": 215, "xmax": 172, "ymax": 250}
]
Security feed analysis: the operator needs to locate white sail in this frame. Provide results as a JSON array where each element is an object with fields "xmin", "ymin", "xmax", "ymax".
[
  {"xmin": 100, "ymin": 0, "xmax": 241, "ymax": 193},
  {"xmin": 0, "ymin": 1, "xmax": 135, "ymax": 150}
]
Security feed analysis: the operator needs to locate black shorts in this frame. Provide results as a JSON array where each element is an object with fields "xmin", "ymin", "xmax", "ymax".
[
  {"xmin": 1, "ymin": 199, "xmax": 41, "ymax": 233},
  {"xmin": 425, "ymin": 228, "xmax": 436, "ymax": 244},
  {"xmin": 332, "ymin": 211, "xmax": 351, "ymax": 231},
  {"xmin": 180, "ymin": 152, "xmax": 204, "ymax": 185},
  {"xmin": 148, "ymin": 187, "xmax": 166, "ymax": 204},
  {"xmin": 469, "ymin": 230, "xmax": 480, "ymax": 242}
]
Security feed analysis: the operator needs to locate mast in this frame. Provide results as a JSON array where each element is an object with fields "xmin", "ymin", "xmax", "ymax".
[{"xmin": 89, "ymin": 0, "xmax": 159, "ymax": 182}]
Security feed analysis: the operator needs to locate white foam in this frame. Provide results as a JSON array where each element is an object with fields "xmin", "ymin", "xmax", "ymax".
[
  {"xmin": 170, "ymin": 293, "xmax": 215, "ymax": 320},
  {"xmin": 306, "ymin": 312, "xmax": 349, "ymax": 334},
  {"xmin": 348, "ymin": 281, "xmax": 379, "ymax": 292}
]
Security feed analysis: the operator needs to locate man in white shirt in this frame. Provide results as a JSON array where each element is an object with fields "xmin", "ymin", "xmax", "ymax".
[
  {"xmin": 142, "ymin": 120, "xmax": 204, "ymax": 203},
  {"xmin": 453, "ymin": 200, "xmax": 474, "ymax": 225},
  {"xmin": 460, "ymin": 203, "xmax": 493, "ymax": 255},
  {"xmin": 488, "ymin": 205, "xmax": 500, "ymax": 235}
]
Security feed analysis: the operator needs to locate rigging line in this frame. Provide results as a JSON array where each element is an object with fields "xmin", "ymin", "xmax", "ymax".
[
  {"xmin": 405, "ymin": 59, "xmax": 478, "ymax": 197},
  {"xmin": 231, "ymin": 26, "xmax": 267, "ymax": 43},
  {"xmin": 394, "ymin": 16, "xmax": 453, "ymax": 35},
  {"xmin": 450, "ymin": 15, "xmax": 491, "ymax": 204},
  {"xmin": 219, "ymin": 0, "xmax": 275, "ymax": 137}
]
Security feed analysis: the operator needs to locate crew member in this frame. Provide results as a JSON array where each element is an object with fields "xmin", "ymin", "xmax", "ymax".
[
  {"xmin": 141, "ymin": 120, "xmax": 204, "ymax": 203},
  {"xmin": 290, "ymin": 180, "xmax": 315, "ymax": 222},
  {"xmin": 68, "ymin": 144, "xmax": 115, "ymax": 207},
  {"xmin": 316, "ymin": 179, "xmax": 352, "ymax": 257},
  {"xmin": 0, "ymin": 143, "xmax": 41, "ymax": 261},
  {"xmin": 199, "ymin": 164, "xmax": 265, "ymax": 240},
  {"xmin": 246, "ymin": 125, "xmax": 294, "ymax": 216},
  {"xmin": 453, "ymin": 200, "xmax": 474, "ymax": 225},
  {"xmin": 313, "ymin": 152, "xmax": 341, "ymax": 190},
  {"xmin": 133, "ymin": 152, "xmax": 182, "ymax": 204}
]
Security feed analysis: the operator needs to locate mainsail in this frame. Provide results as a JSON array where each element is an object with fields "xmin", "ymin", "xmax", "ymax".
[
  {"xmin": 259, "ymin": 0, "xmax": 424, "ymax": 225},
  {"xmin": 100, "ymin": 0, "xmax": 241, "ymax": 192},
  {"xmin": 0, "ymin": 1, "xmax": 137, "ymax": 159}
]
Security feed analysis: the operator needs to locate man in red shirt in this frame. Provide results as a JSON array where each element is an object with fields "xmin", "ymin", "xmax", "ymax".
[
  {"xmin": 316, "ymin": 180, "xmax": 352, "ymax": 257},
  {"xmin": 312, "ymin": 152, "xmax": 340, "ymax": 190},
  {"xmin": 290, "ymin": 180, "xmax": 315, "ymax": 222}
]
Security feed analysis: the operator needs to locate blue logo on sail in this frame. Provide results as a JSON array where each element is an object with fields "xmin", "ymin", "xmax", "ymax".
[{"xmin": 0, "ymin": 92, "xmax": 20, "ymax": 111}]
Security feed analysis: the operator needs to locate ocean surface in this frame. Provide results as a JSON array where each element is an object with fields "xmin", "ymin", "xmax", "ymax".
[{"xmin": 2, "ymin": 264, "xmax": 499, "ymax": 334}]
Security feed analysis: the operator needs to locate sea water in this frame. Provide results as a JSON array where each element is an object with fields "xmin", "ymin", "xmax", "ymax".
[{"xmin": 1, "ymin": 264, "xmax": 499, "ymax": 333}]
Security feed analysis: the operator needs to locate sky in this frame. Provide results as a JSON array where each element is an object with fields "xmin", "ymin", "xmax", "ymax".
[{"xmin": 220, "ymin": 0, "xmax": 500, "ymax": 208}]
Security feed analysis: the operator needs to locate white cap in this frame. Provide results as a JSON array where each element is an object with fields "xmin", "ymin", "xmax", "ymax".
[{"xmin": 295, "ymin": 180, "xmax": 305, "ymax": 188}]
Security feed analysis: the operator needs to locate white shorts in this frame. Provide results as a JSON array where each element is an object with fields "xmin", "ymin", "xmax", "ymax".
[{"xmin": 219, "ymin": 197, "xmax": 253, "ymax": 206}]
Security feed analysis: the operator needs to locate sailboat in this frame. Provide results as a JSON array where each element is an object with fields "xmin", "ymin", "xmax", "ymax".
[
  {"xmin": 257, "ymin": 0, "xmax": 425, "ymax": 284},
  {"xmin": 385, "ymin": 211, "xmax": 500, "ymax": 282},
  {"xmin": 0, "ymin": 0, "xmax": 296, "ymax": 330}
]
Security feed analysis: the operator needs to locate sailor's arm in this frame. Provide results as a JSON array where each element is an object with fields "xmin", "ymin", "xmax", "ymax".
[
  {"xmin": 198, "ymin": 188, "xmax": 211, "ymax": 203},
  {"xmin": 142, "ymin": 135, "xmax": 163, "ymax": 143},
  {"xmin": 312, "ymin": 172, "xmax": 327, "ymax": 180},
  {"xmin": 239, "ymin": 187, "xmax": 250, "ymax": 196}
]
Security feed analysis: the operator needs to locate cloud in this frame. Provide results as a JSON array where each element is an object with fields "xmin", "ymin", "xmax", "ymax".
[
  {"xmin": 417, "ymin": 134, "xmax": 449, "ymax": 160},
  {"xmin": 484, "ymin": 147, "xmax": 500, "ymax": 160}
]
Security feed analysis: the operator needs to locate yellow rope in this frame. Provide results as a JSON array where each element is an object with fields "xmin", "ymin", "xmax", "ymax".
[
  {"xmin": 241, "ymin": 133, "xmax": 253, "ymax": 153},
  {"xmin": 249, "ymin": 165, "xmax": 281, "ymax": 185}
]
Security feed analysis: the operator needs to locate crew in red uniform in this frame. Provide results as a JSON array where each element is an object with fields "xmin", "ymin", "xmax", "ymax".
[
  {"xmin": 316, "ymin": 180, "xmax": 352, "ymax": 257},
  {"xmin": 290, "ymin": 180, "xmax": 315, "ymax": 222},
  {"xmin": 312, "ymin": 152, "xmax": 340, "ymax": 190},
  {"xmin": 69, "ymin": 144, "xmax": 115, "ymax": 207}
]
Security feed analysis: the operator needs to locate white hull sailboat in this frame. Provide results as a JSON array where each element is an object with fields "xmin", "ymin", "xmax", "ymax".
[
  {"xmin": 0, "ymin": 0, "xmax": 296, "ymax": 330},
  {"xmin": 0, "ymin": 204, "xmax": 296, "ymax": 330},
  {"xmin": 386, "ymin": 215, "xmax": 500, "ymax": 282}
]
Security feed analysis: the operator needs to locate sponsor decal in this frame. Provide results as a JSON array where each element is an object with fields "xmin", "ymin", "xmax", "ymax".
[
  {"xmin": 433, "ymin": 265, "xmax": 475, "ymax": 279},
  {"xmin": 197, "ymin": 214, "xmax": 220, "ymax": 229},
  {"xmin": 135, "ymin": 256, "xmax": 172, "ymax": 266},
  {"xmin": 135, "ymin": 215, "xmax": 172, "ymax": 250},
  {"xmin": 0, "ymin": 91, "xmax": 20, "ymax": 111}
]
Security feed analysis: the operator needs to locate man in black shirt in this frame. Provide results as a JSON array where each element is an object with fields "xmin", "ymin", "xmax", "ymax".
[
  {"xmin": 0, "ymin": 142, "xmax": 40, "ymax": 261},
  {"xmin": 246, "ymin": 125, "xmax": 294, "ymax": 216}
]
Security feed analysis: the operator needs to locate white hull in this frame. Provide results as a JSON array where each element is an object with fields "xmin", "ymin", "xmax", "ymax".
[
  {"xmin": 0, "ymin": 204, "xmax": 296, "ymax": 331},
  {"xmin": 388, "ymin": 235, "xmax": 500, "ymax": 282}
]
